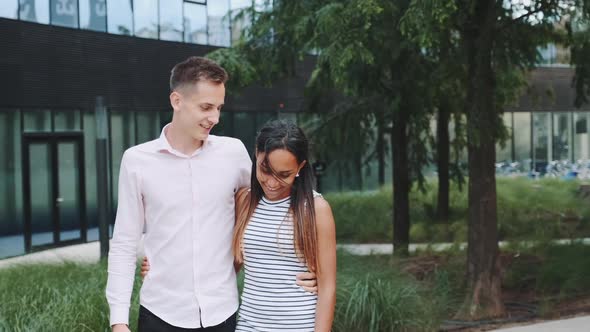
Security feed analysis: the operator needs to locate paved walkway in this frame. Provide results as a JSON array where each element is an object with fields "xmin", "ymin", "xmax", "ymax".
[
  {"xmin": 490, "ymin": 315, "xmax": 590, "ymax": 331},
  {"xmin": 3, "ymin": 239, "xmax": 590, "ymax": 268},
  {"xmin": 0, "ymin": 240, "xmax": 144, "ymax": 269}
]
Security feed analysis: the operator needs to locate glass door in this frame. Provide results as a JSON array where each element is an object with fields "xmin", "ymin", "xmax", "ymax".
[{"xmin": 23, "ymin": 133, "xmax": 86, "ymax": 252}]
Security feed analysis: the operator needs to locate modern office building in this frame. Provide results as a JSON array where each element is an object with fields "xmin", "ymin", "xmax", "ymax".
[
  {"xmin": 1, "ymin": 1, "xmax": 589, "ymax": 259},
  {"xmin": 0, "ymin": 0, "xmax": 311, "ymax": 258}
]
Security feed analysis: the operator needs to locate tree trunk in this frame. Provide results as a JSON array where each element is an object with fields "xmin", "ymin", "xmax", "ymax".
[
  {"xmin": 377, "ymin": 110, "xmax": 386, "ymax": 187},
  {"xmin": 392, "ymin": 106, "xmax": 410, "ymax": 256},
  {"xmin": 458, "ymin": 0, "xmax": 505, "ymax": 319},
  {"xmin": 436, "ymin": 103, "xmax": 450, "ymax": 221}
]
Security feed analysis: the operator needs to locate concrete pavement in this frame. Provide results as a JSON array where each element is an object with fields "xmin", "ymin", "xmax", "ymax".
[{"xmin": 490, "ymin": 315, "xmax": 590, "ymax": 331}]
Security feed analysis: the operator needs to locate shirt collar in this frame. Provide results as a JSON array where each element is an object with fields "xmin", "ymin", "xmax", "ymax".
[{"xmin": 157, "ymin": 123, "xmax": 214, "ymax": 157}]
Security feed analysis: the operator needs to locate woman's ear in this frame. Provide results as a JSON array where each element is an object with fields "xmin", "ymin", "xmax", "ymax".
[{"xmin": 297, "ymin": 160, "xmax": 307, "ymax": 175}]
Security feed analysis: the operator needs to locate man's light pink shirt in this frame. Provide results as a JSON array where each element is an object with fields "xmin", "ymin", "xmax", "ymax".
[{"xmin": 106, "ymin": 126, "xmax": 251, "ymax": 328}]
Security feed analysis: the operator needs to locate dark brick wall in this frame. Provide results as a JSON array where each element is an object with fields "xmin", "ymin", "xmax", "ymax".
[{"xmin": 0, "ymin": 18, "xmax": 311, "ymax": 112}]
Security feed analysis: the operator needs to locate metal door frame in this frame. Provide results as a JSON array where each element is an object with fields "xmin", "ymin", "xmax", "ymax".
[{"xmin": 22, "ymin": 132, "xmax": 87, "ymax": 253}]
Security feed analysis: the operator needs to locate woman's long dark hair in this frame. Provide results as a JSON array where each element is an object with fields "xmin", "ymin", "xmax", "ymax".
[{"xmin": 233, "ymin": 120, "xmax": 319, "ymax": 272}]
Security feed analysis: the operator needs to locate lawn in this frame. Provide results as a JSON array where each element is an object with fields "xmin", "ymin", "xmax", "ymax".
[
  {"xmin": 327, "ymin": 178, "xmax": 590, "ymax": 243},
  {"xmin": 2, "ymin": 243, "xmax": 590, "ymax": 332}
]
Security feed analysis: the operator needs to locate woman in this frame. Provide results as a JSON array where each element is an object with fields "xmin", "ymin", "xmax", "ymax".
[
  {"xmin": 233, "ymin": 120, "xmax": 336, "ymax": 332},
  {"xmin": 143, "ymin": 120, "xmax": 336, "ymax": 331}
]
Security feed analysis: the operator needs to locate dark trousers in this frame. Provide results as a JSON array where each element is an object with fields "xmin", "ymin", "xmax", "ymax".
[{"xmin": 138, "ymin": 306, "xmax": 237, "ymax": 332}]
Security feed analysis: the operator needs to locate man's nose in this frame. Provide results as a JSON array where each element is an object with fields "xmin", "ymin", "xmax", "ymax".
[{"xmin": 208, "ymin": 114, "xmax": 220, "ymax": 125}]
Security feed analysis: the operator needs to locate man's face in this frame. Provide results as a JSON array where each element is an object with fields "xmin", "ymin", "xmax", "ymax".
[{"xmin": 171, "ymin": 80, "xmax": 225, "ymax": 142}]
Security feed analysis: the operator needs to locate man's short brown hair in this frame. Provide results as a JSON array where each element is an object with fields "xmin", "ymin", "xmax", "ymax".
[{"xmin": 169, "ymin": 56, "xmax": 228, "ymax": 92}]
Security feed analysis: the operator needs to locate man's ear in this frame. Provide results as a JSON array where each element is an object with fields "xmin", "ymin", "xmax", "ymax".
[{"xmin": 170, "ymin": 91, "xmax": 181, "ymax": 112}]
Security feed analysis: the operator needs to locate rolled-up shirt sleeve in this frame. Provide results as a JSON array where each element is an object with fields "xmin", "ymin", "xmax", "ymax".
[{"xmin": 105, "ymin": 151, "xmax": 145, "ymax": 326}]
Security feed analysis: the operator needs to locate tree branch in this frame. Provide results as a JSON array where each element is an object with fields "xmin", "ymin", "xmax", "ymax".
[{"xmin": 510, "ymin": 0, "xmax": 557, "ymax": 23}]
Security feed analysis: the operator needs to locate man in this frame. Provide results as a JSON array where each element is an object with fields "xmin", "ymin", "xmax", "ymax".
[{"xmin": 106, "ymin": 56, "xmax": 315, "ymax": 332}]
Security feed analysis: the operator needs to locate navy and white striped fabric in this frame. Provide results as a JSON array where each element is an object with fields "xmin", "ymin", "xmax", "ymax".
[{"xmin": 236, "ymin": 194, "xmax": 318, "ymax": 332}]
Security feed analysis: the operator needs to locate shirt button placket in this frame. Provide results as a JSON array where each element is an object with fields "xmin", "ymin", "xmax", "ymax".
[{"xmin": 190, "ymin": 158, "xmax": 201, "ymax": 320}]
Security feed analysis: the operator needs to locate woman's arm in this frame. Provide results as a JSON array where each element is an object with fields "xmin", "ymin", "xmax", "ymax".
[
  {"xmin": 234, "ymin": 187, "xmax": 250, "ymax": 273},
  {"xmin": 314, "ymin": 197, "xmax": 337, "ymax": 332}
]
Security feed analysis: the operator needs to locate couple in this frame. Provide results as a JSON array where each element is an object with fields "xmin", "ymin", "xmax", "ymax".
[{"xmin": 106, "ymin": 56, "xmax": 337, "ymax": 332}]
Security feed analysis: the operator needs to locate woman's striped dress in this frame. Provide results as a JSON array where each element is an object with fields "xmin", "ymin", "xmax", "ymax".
[{"xmin": 235, "ymin": 195, "xmax": 318, "ymax": 332}]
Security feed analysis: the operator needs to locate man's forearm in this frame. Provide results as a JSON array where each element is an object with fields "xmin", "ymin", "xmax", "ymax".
[{"xmin": 106, "ymin": 241, "xmax": 140, "ymax": 326}]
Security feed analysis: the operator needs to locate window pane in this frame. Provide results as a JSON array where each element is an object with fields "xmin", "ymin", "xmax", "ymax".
[
  {"xmin": 107, "ymin": 0, "xmax": 133, "ymax": 35},
  {"xmin": 50, "ymin": 0, "xmax": 78, "ymax": 28},
  {"xmin": 29, "ymin": 143, "xmax": 53, "ymax": 247},
  {"xmin": 553, "ymin": 112, "xmax": 571, "ymax": 161},
  {"xmin": 532, "ymin": 112, "xmax": 550, "ymax": 173},
  {"xmin": 134, "ymin": 0, "xmax": 158, "ymax": 39},
  {"xmin": 230, "ymin": 0, "xmax": 251, "ymax": 44},
  {"xmin": 136, "ymin": 111, "xmax": 160, "ymax": 144},
  {"xmin": 513, "ymin": 112, "xmax": 531, "ymax": 171},
  {"xmin": 159, "ymin": 0, "xmax": 182, "ymax": 41},
  {"xmin": 208, "ymin": 0, "xmax": 230, "ymax": 46},
  {"xmin": 23, "ymin": 110, "xmax": 51, "ymax": 132},
  {"xmin": 574, "ymin": 112, "xmax": 589, "ymax": 161},
  {"xmin": 54, "ymin": 110, "xmax": 81, "ymax": 131},
  {"xmin": 0, "ymin": 0, "xmax": 18, "ymax": 19},
  {"xmin": 57, "ymin": 141, "xmax": 83, "ymax": 242},
  {"xmin": 110, "ymin": 110, "xmax": 135, "ymax": 230},
  {"xmin": 80, "ymin": 0, "xmax": 106, "ymax": 32},
  {"xmin": 211, "ymin": 111, "xmax": 233, "ymax": 137},
  {"xmin": 538, "ymin": 43, "xmax": 557, "ymax": 65},
  {"xmin": 19, "ymin": 0, "xmax": 50, "ymax": 24},
  {"xmin": 256, "ymin": 112, "xmax": 275, "ymax": 131},
  {"xmin": 0, "ymin": 110, "xmax": 24, "ymax": 259},
  {"xmin": 82, "ymin": 112, "xmax": 99, "ymax": 240},
  {"xmin": 184, "ymin": 2, "xmax": 207, "ymax": 44},
  {"xmin": 496, "ymin": 113, "xmax": 512, "ymax": 163},
  {"xmin": 233, "ymin": 112, "xmax": 255, "ymax": 154}
]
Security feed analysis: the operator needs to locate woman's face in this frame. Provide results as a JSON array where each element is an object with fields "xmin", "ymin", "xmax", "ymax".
[{"xmin": 256, "ymin": 149, "xmax": 305, "ymax": 201}]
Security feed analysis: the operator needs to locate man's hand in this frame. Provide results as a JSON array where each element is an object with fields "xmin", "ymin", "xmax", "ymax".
[
  {"xmin": 140, "ymin": 256, "xmax": 150, "ymax": 279},
  {"xmin": 112, "ymin": 324, "xmax": 130, "ymax": 332},
  {"xmin": 296, "ymin": 271, "xmax": 317, "ymax": 294}
]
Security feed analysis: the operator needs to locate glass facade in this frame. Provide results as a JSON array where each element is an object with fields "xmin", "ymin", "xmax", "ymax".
[
  {"xmin": 2, "ymin": 0, "xmax": 249, "ymax": 46},
  {"xmin": 3, "ymin": 106, "xmax": 590, "ymax": 258},
  {"xmin": 0, "ymin": 108, "xmax": 276, "ymax": 259},
  {"xmin": 495, "ymin": 111, "xmax": 590, "ymax": 175}
]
